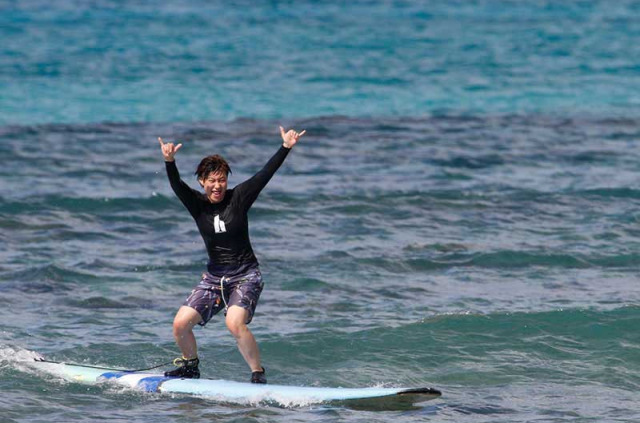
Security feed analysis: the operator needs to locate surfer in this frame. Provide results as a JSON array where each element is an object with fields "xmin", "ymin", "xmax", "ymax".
[{"xmin": 158, "ymin": 126, "xmax": 305, "ymax": 383}]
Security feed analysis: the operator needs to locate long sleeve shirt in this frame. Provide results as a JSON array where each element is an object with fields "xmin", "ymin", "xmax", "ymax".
[{"xmin": 165, "ymin": 146, "xmax": 290, "ymax": 277}]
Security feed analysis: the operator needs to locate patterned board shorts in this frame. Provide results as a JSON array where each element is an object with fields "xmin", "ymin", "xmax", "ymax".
[{"xmin": 183, "ymin": 268, "xmax": 264, "ymax": 326}]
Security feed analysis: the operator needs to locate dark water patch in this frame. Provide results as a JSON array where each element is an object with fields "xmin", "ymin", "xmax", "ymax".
[
  {"xmin": 403, "ymin": 243, "xmax": 470, "ymax": 253},
  {"xmin": 0, "ymin": 122, "xmax": 120, "ymax": 138},
  {"xmin": 54, "ymin": 229, "xmax": 118, "ymax": 242},
  {"xmin": 0, "ymin": 195, "xmax": 177, "ymax": 215},
  {"xmin": 60, "ymin": 168, "xmax": 142, "ymax": 180},
  {"xmin": 68, "ymin": 259, "xmax": 137, "ymax": 275},
  {"xmin": 65, "ymin": 296, "xmax": 136, "ymax": 309},
  {"xmin": 0, "ymin": 264, "xmax": 97, "ymax": 290},
  {"xmin": 64, "ymin": 296, "xmax": 156, "ymax": 310},
  {"xmin": 119, "ymin": 296, "xmax": 158, "ymax": 309},
  {"xmin": 588, "ymin": 253, "xmax": 640, "ymax": 267},
  {"xmin": 0, "ymin": 216, "xmax": 68, "ymax": 231},
  {"xmin": 0, "ymin": 281, "xmax": 66, "ymax": 294},
  {"xmin": 356, "ymin": 252, "xmax": 580, "ymax": 273},
  {"xmin": 304, "ymin": 188, "xmax": 572, "ymax": 214},
  {"xmin": 575, "ymin": 187, "xmax": 640, "ymax": 199},
  {"xmin": 107, "ymin": 261, "xmax": 207, "ymax": 275},
  {"xmin": 244, "ymin": 204, "xmax": 287, "ymax": 218},
  {"xmin": 447, "ymin": 403, "xmax": 517, "ymax": 416},
  {"xmin": 356, "ymin": 257, "xmax": 424, "ymax": 273},
  {"xmin": 357, "ymin": 250, "xmax": 640, "ymax": 273},
  {"xmin": 319, "ymin": 250, "xmax": 355, "ymax": 260},
  {"xmin": 433, "ymin": 154, "xmax": 506, "ymax": 170},
  {"xmin": 167, "ymin": 125, "xmax": 231, "ymax": 141},
  {"xmin": 561, "ymin": 150, "xmax": 621, "ymax": 164},
  {"xmin": 466, "ymin": 251, "xmax": 592, "ymax": 269},
  {"xmin": 436, "ymin": 171, "xmax": 474, "ymax": 182},
  {"xmin": 280, "ymin": 277, "xmax": 332, "ymax": 292},
  {"xmin": 314, "ymin": 200, "xmax": 385, "ymax": 216}
]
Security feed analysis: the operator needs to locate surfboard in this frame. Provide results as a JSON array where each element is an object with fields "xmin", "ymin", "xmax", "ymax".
[{"xmin": 29, "ymin": 358, "xmax": 441, "ymax": 408}]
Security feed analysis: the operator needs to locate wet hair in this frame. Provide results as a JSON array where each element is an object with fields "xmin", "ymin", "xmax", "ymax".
[{"xmin": 195, "ymin": 155, "xmax": 232, "ymax": 180}]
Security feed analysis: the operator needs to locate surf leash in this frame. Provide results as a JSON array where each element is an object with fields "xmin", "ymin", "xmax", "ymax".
[{"xmin": 33, "ymin": 356, "xmax": 174, "ymax": 373}]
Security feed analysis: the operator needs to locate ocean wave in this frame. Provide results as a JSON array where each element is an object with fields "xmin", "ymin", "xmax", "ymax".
[
  {"xmin": 0, "ymin": 195, "xmax": 177, "ymax": 215},
  {"xmin": 63, "ymin": 296, "xmax": 156, "ymax": 310},
  {"xmin": 353, "ymin": 250, "xmax": 640, "ymax": 272},
  {"xmin": 0, "ymin": 264, "xmax": 90, "ymax": 292},
  {"xmin": 254, "ymin": 305, "xmax": 640, "ymax": 390}
]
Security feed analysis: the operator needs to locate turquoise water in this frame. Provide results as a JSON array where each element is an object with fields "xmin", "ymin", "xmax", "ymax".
[
  {"xmin": 2, "ymin": 1, "xmax": 640, "ymax": 124},
  {"xmin": 2, "ymin": 1, "xmax": 640, "ymax": 422}
]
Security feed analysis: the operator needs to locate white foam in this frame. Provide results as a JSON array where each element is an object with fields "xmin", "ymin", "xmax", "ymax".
[{"xmin": 0, "ymin": 345, "xmax": 43, "ymax": 364}]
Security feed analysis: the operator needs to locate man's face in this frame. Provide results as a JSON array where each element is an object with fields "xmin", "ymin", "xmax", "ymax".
[{"xmin": 200, "ymin": 171, "xmax": 228, "ymax": 204}]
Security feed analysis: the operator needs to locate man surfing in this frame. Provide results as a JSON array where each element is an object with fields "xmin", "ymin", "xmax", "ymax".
[{"xmin": 158, "ymin": 126, "xmax": 305, "ymax": 383}]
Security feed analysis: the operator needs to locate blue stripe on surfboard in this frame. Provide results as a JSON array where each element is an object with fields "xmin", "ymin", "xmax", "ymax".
[
  {"xmin": 137, "ymin": 376, "xmax": 171, "ymax": 392},
  {"xmin": 99, "ymin": 372, "xmax": 128, "ymax": 380},
  {"xmin": 98, "ymin": 372, "xmax": 171, "ymax": 392}
]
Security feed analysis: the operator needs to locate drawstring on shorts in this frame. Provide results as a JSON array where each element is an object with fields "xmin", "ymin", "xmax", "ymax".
[{"xmin": 220, "ymin": 276, "xmax": 229, "ymax": 311}]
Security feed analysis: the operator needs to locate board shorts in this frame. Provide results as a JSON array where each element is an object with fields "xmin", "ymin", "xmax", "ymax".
[{"xmin": 183, "ymin": 268, "xmax": 264, "ymax": 326}]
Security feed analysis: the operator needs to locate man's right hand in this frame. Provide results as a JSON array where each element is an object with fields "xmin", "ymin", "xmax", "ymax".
[{"xmin": 158, "ymin": 137, "xmax": 183, "ymax": 162}]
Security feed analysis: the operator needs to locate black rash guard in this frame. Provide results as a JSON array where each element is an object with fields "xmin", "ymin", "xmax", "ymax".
[{"xmin": 165, "ymin": 146, "xmax": 290, "ymax": 277}]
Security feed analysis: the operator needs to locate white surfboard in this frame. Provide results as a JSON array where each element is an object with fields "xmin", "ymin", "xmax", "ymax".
[{"xmin": 29, "ymin": 358, "xmax": 441, "ymax": 408}]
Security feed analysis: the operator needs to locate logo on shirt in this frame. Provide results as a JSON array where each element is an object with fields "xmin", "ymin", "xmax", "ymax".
[{"xmin": 213, "ymin": 215, "xmax": 227, "ymax": 234}]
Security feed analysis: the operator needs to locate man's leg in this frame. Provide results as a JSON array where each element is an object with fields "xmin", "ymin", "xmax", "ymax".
[
  {"xmin": 172, "ymin": 306, "xmax": 203, "ymax": 359},
  {"xmin": 225, "ymin": 305, "xmax": 262, "ymax": 372}
]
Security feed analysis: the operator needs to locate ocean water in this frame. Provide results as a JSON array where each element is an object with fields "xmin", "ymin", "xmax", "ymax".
[
  {"xmin": 2, "ymin": 0, "xmax": 640, "ymax": 124},
  {"xmin": 1, "ymin": 1, "xmax": 640, "ymax": 422}
]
